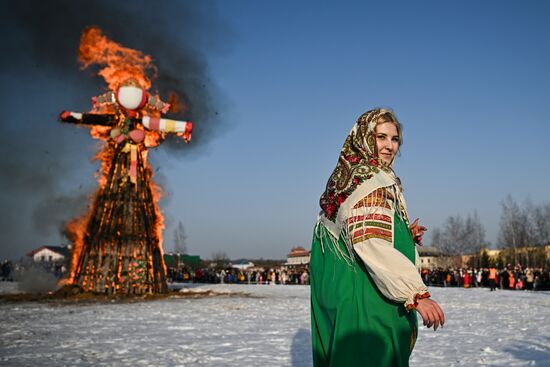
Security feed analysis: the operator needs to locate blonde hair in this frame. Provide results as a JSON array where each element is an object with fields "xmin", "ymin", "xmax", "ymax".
[{"xmin": 376, "ymin": 109, "xmax": 403, "ymax": 146}]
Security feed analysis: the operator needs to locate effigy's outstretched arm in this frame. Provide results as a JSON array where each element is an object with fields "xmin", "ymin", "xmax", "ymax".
[
  {"xmin": 59, "ymin": 111, "xmax": 117, "ymax": 126},
  {"xmin": 141, "ymin": 116, "xmax": 193, "ymax": 142}
]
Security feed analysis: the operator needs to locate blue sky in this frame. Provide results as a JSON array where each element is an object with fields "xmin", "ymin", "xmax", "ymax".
[{"xmin": 1, "ymin": 1, "xmax": 549, "ymax": 260}]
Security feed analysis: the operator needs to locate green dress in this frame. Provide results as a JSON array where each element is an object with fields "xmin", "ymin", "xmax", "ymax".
[{"xmin": 310, "ymin": 213, "xmax": 418, "ymax": 367}]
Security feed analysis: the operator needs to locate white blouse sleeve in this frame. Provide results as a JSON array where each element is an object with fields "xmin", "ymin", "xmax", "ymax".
[{"xmin": 348, "ymin": 187, "xmax": 429, "ymax": 309}]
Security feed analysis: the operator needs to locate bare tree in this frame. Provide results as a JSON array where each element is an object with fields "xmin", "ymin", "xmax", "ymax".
[
  {"xmin": 431, "ymin": 227, "xmax": 443, "ymax": 251},
  {"xmin": 173, "ymin": 221, "xmax": 188, "ymax": 255},
  {"xmin": 210, "ymin": 251, "xmax": 229, "ymax": 268},
  {"xmin": 463, "ymin": 211, "xmax": 486, "ymax": 254},
  {"xmin": 431, "ymin": 214, "xmax": 462, "ymax": 255},
  {"xmin": 431, "ymin": 212, "xmax": 486, "ymax": 255},
  {"xmin": 529, "ymin": 202, "xmax": 550, "ymax": 246},
  {"xmin": 498, "ymin": 195, "xmax": 532, "ymax": 249}
]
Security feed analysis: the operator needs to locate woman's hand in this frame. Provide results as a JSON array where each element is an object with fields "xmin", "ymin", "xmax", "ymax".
[
  {"xmin": 415, "ymin": 298, "xmax": 445, "ymax": 331},
  {"xmin": 409, "ymin": 218, "xmax": 427, "ymax": 246}
]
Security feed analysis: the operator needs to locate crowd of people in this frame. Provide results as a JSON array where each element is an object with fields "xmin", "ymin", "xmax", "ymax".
[
  {"xmin": 421, "ymin": 265, "xmax": 550, "ymax": 290},
  {"xmin": 165, "ymin": 262, "xmax": 550, "ymax": 291},
  {"xmin": 1, "ymin": 259, "xmax": 68, "ymax": 281},
  {"xmin": 3, "ymin": 258, "xmax": 549, "ymax": 291},
  {"xmin": 166, "ymin": 264, "xmax": 550, "ymax": 291},
  {"xmin": 166, "ymin": 266, "xmax": 310, "ymax": 285},
  {"xmin": 1, "ymin": 260, "xmax": 14, "ymax": 281}
]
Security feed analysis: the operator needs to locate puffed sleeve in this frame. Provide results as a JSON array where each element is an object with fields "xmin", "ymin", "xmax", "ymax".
[{"xmin": 349, "ymin": 187, "xmax": 429, "ymax": 310}]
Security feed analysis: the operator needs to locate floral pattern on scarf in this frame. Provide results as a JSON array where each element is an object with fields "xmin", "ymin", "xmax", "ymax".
[{"xmin": 319, "ymin": 109, "xmax": 396, "ymax": 221}]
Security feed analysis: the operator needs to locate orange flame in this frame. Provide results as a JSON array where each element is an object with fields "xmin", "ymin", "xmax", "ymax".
[
  {"xmin": 167, "ymin": 91, "xmax": 188, "ymax": 115},
  {"xmin": 65, "ymin": 209, "xmax": 92, "ymax": 283},
  {"xmin": 79, "ymin": 27, "xmax": 155, "ymax": 90},
  {"xmin": 65, "ymin": 27, "xmax": 173, "ymax": 288}
]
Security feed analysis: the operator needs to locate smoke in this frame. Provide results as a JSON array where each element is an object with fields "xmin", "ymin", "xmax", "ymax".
[
  {"xmin": 3, "ymin": 0, "xmax": 230, "ymax": 149},
  {"xmin": 14, "ymin": 265, "xmax": 59, "ymax": 294},
  {"xmin": 32, "ymin": 192, "xmax": 93, "ymax": 238},
  {"xmin": 0, "ymin": 1, "xmax": 232, "ymax": 259}
]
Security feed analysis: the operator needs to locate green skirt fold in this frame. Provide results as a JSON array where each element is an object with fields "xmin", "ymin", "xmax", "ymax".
[{"xmin": 310, "ymin": 214, "xmax": 417, "ymax": 367}]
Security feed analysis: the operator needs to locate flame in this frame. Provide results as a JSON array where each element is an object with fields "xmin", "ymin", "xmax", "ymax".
[
  {"xmin": 143, "ymin": 130, "xmax": 164, "ymax": 148},
  {"xmin": 79, "ymin": 27, "xmax": 155, "ymax": 90},
  {"xmin": 64, "ymin": 27, "xmax": 177, "ymax": 292},
  {"xmin": 167, "ymin": 91, "xmax": 188, "ymax": 115},
  {"xmin": 65, "ymin": 211, "xmax": 92, "ymax": 283}
]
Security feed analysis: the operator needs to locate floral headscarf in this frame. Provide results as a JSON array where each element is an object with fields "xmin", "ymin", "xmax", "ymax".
[{"xmin": 319, "ymin": 108, "xmax": 401, "ymax": 222}]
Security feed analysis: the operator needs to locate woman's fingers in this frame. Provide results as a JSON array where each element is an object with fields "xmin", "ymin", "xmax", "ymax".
[
  {"xmin": 434, "ymin": 302, "xmax": 445, "ymax": 327},
  {"xmin": 429, "ymin": 302, "xmax": 444, "ymax": 331},
  {"xmin": 416, "ymin": 299, "xmax": 432, "ymax": 326},
  {"xmin": 432, "ymin": 310, "xmax": 441, "ymax": 330},
  {"xmin": 410, "ymin": 219, "xmax": 427, "ymax": 242},
  {"xmin": 416, "ymin": 299, "xmax": 445, "ymax": 331},
  {"xmin": 414, "ymin": 226, "xmax": 427, "ymax": 236},
  {"xmin": 427, "ymin": 309, "xmax": 436, "ymax": 328}
]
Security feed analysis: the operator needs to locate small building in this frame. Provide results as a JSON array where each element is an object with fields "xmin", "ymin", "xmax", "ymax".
[
  {"xmin": 285, "ymin": 246, "xmax": 310, "ymax": 268},
  {"xmin": 27, "ymin": 245, "xmax": 71, "ymax": 263},
  {"xmin": 486, "ymin": 249, "xmax": 502, "ymax": 258},
  {"xmin": 229, "ymin": 259, "xmax": 255, "ymax": 270},
  {"xmin": 163, "ymin": 253, "xmax": 202, "ymax": 269},
  {"xmin": 417, "ymin": 246, "xmax": 444, "ymax": 270}
]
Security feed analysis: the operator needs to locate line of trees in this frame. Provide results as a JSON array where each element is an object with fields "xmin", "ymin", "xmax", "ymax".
[
  {"xmin": 430, "ymin": 196, "xmax": 550, "ymax": 257},
  {"xmin": 498, "ymin": 196, "xmax": 550, "ymax": 249},
  {"xmin": 431, "ymin": 212, "xmax": 486, "ymax": 256}
]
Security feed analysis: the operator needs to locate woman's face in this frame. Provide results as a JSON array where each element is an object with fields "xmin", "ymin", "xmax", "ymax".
[{"xmin": 375, "ymin": 122, "xmax": 400, "ymax": 165}]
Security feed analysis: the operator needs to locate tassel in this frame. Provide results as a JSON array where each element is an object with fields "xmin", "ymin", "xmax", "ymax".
[{"xmin": 317, "ymin": 219, "xmax": 355, "ymax": 267}]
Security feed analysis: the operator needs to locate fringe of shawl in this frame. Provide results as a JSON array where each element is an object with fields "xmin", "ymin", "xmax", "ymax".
[{"xmin": 316, "ymin": 179, "xmax": 409, "ymax": 267}]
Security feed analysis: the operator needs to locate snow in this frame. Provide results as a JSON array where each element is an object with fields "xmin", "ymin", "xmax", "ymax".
[{"xmin": 0, "ymin": 283, "xmax": 549, "ymax": 366}]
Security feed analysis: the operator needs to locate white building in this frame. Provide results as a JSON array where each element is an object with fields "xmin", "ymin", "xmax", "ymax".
[
  {"xmin": 418, "ymin": 246, "xmax": 444, "ymax": 270},
  {"xmin": 27, "ymin": 246, "xmax": 70, "ymax": 263},
  {"xmin": 230, "ymin": 259, "xmax": 255, "ymax": 270},
  {"xmin": 285, "ymin": 247, "xmax": 310, "ymax": 267}
]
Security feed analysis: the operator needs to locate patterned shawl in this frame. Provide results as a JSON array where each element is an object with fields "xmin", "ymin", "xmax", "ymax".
[{"xmin": 319, "ymin": 108, "xmax": 407, "ymax": 242}]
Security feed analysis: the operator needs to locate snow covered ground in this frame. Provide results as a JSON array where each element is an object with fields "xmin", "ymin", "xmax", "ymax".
[{"xmin": 0, "ymin": 283, "xmax": 549, "ymax": 366}]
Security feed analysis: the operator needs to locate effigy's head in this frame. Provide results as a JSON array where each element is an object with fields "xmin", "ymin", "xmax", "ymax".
[{"xmin": 115, "ymin": 78, "xmax": 148, "ymax": 111}]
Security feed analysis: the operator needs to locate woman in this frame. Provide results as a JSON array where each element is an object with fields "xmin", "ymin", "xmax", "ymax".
[{"xmin": 310, "ymin": 108, "xmax": 444, "ymax": 366}]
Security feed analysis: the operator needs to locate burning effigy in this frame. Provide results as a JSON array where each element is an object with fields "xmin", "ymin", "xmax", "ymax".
[{"xmin": 60, "ymin": 27, "xmax": 192, "ymax": 295}]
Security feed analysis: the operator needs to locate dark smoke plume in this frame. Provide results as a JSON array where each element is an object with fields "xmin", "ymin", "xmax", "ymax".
[
  {"xmin": 3, "ymin": 0, "xmax": 230, "ymax": 149},
  {"xmin": 0, "ymin": 1, "xmax": 232, "ymax": 260}
]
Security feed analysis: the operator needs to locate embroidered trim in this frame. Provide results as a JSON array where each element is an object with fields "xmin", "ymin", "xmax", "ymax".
[
  {"xmin": 352, "ymin": 227, "xmax": 393, "ymax": 244},
  {"xmin": 348, "ymin": 213, "xmax": 392, "ymax": 225},
  {"xmin": 353, "ymin": 187, "xmax": 392, "ymax": 210},
  {"xmin": 348, "ymin": 188, "xmax": 395, "ymax": 246}
]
